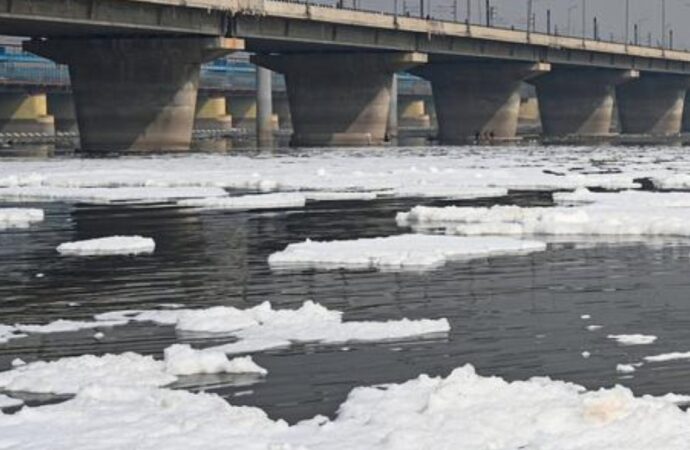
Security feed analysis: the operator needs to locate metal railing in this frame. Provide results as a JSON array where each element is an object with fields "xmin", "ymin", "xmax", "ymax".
[{"xmin": 268, "ymin": 0, "xmax": 685, "ymax": 52}]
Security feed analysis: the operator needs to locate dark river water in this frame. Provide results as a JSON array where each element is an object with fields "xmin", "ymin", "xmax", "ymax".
[{"xmin": 2, "ymin": 151, "xmax": 690, "ymax": 422}]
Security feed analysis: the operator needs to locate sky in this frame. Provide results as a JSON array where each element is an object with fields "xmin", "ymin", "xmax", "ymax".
[{"xmin": 365, "ymin": 0, "xmax": 690, "ymax": 50}]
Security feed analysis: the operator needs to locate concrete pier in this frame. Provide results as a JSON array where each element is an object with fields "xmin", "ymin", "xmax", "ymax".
[
  {"xmin": 24, "ymin": 37, "xmax": 243, "ymax": 152},
  {"xmin": 399, "ymin": 98, "xmax": 431, "ymax": 128},
  {"xmin": 273, "ymin": 94, "xmax": 292, "ymax": 130},
  {"xmin": 194, "ymin": 94, "xmax": 233, "ymax": 130},
  {"xmin": 386, "ymin": 74, "xmax": 399, "ymax": 140},
  {"xmin": 252, "ymin": 52, "xmax": 427, "ymax": 147},
  {"xmin": 616, "ymin": 75, "xmax": 690, "ymax": 136},
  {"xmin": 413, "ymin": 61, "xmax": 550, "ymax": 144},
  {"xmin": 0, "ymin": 93, "xmax": 54, "ymax": 134},
  {"xmin": 47, "ymin": 93, "xmax": 77, "ymax": 133},
  {"xmin": 256, "ymin": 65, "xmax": 274, "ymax": 145},
  {"xmin": 531, "ymin": 68, "xmax": 638, "ymax": 137}
]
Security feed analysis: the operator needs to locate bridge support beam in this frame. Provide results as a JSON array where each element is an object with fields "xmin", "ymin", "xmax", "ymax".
[
  {"xmin": 256, "ymin": 65, "xmax": 274, "ymax": 145},
  {"xmin": 24, "ymin": 37, "xmax": 243, "ymax": 152},
  {"xmin": 0, "ymin": 93, "xmax": 54, "ymax": 135},
  {"xmin": 530, "ymin": 68, "xmax": 638, "ymax": 137},
  {"xmin": 252, "ymin": 52, "xmax": 427, "ymax": 147},
  {"xmin": 413, "ymin": 61, "xmax": 550, "ymax": 144},
  {"xmin": 616, "ymin": 74, "xmax": 690, "ymax": 136},
  {"xmin": 195, "ymin": 94, "xmax": 233, "ymax": 131}
]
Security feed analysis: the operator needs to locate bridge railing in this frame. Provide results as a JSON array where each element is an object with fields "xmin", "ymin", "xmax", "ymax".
[{"xmin": 266, "ymin": 0, "xmax": 681, "ymax": 51}]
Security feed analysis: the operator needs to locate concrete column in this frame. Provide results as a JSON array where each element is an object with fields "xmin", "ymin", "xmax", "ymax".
[
  {"xmin": 0, "ymin": 93, "xmax": 55, "ymax": 134},
  {"xmin": 252, "ymin": 52, "xmax": 427, "ymax": 147},
  {"xmin": 273, "ymin": 94, "xmax": 292, "ymax": 130},
  {"xmin": 387, "ymin": 74, "xmax": 399, "ymax": 139},
  {"xmin": 399, "ymin": 98, "xmax": 431, "ymax": 128},
  {"xmin": 195, "ymin": 94, "xmax": 233, "ymax": 131},
  {"xmin": 47, "ymin": 93, "xmax": 77, "ymax": 133},
  {"xmin": 616, "ymin": 74, "xmax": 690, "ymax": 136},
  {"xmin": 227, "ymin": 96, "xmax": 256, "ymax": 130},
  {"xmin": 256, "ymin": 65, "xmax": 274, "ymax": 145},
  {"xmin": 413, "ymin": 61, "xmax": 550, "ymax": 144},
  {"xmin": 24, "ymin": 37, "xmax": 243, "ymax": 152},
  {"xmin": 683, "ymin": 91, "xmax": 690, "ymax": 133},
  {"xmin": 530, "ymin": 68, "xmax": 638, "ymax": 137}
]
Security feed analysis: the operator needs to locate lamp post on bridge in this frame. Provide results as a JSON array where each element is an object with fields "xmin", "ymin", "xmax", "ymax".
[
  {"xmin": 581, "ymin": 0, "xmax": 586, "ymax": 44},
  {"xmin": 625, "ymin": 0, "xmax": 629, "ymax": 49},
  {"xmin": 661, "ymin": 0, "xmax": 666, "ymax": 48}
]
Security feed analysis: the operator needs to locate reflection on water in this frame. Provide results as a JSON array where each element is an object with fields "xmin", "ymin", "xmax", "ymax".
[{"xmin": 3, "ymin": 149, "xmax": 690, "ymax": 422}]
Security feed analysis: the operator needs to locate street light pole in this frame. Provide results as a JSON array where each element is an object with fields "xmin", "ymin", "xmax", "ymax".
[
  {"xmin": 527, "ymin": 0, "xmax": 533, "ymax": 33},
  {"xmin": 625, "ymin": 0, "xmax": 629, "ymax": 48},
  {"xmin": 661, "ymin": 0, "xmax": 666, "ymax": 48},
  {"xmin": 582, "ymin": 0, "xmax": 586, "ymax": 42}
]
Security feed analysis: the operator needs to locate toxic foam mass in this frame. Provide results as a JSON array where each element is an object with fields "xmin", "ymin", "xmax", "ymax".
[
  {"xmin": 268, "ymin": 234, "xmax": 547, "ymax": 271},
  {"xmin": 56, "ymin": 236, "xmax": 156, "ymax": 256},
  {"xmin": 2, "ymin": 365, "xmax": 690, "ymax": 449}
]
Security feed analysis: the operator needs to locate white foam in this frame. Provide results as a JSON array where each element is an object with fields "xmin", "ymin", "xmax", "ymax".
[
  {"xmin": 398, "ymin": 199, "xmax": 690, "ymax": 237},
  {"xmin": 268, "ymin": 234, "xmax": 546, "ymax": 272},
  {"xmin": 0, "ymin": 149, "xmax": 649, "ymax": 206},
  {"xmin": 163, "ymin": 344, "xmax": 267, "ymax": 376},
  {"xmin": 3, "ymin": 365, "xmax": 690, "ymax": 449},
  {"xmin": 56, "ymin": 236, "xmax": 155, "ymax": 256},
  {"xmin": 616, "ymin": 364, "xmax": 637, "ymax": 374},
  {"xmin": 0, "ymin": 208, "xmax": 43, "ymax": 230},
  {"xmin": 178, "ymin": 193, "xmax": 306, "ymax": 210},
  {"xmin": 95, "ymin": 301, "xmax": 451, "ymax": 355},
  {"xmin": 0, "ymin": 325, "xmax": 24, "ymax": 344},
  {"xmin": 608, "ymin": 334, "xmax": 658, "ymax": 346},
  {"xmin": 644, "ymin": 352, "xmax": 690, "ymax": 363},
  {"xmin": 15, "ymin": 319, "xmax": 128, "ymax": 334},
  {"xmin": 0, "ymin": 353, "xmax": 176, "ymax": 394},
  {"xmin": 0, "ymin": 394, "xmax": 22, "ymax": 408},
  {"xmin": 0, "ymin": 348, "xmax": 266, "ymax": 395},
  {"xmin": 0, "ymin": 186, "xmax": 228, "ymax": 204},
  {"xmin": 304, "ymin": 191, "xmax": 379, "ymax": 201}
]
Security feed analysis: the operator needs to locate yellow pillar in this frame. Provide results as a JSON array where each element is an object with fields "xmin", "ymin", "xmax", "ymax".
[
  {"xmin": 0, "ymin": 93, "xmax": 55, "ymax": 134},
  {"xmin": 273, "ymin": 95, "xmax": 292, "ymax": 130},
  {"xmin": 518, "ymin": 97, "xmax": 541, "ymax": 125},
  {"xmin": 194, "ymin": 94, "xmax": 233, "ymax": 130},
  {"xmin": 227, "ymin": 96, "xmax": 279, "ymax": 131},
  {"xmin": 398, "ymin": 98, "xmax": 431, "ymax": 128}
]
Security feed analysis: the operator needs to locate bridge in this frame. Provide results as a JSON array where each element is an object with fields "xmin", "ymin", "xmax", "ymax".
[
  {"xmin": 3, "ymin": 0, "xmax": 690, "ymax": 151},
  {"xmin": 0, "ymin": 42, "xmax": 434, "ymax": 138}
]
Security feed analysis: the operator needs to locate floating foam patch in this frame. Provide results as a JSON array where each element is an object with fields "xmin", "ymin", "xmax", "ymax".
[
  {"xmin": 268, "ymin": 234, "xmax": 547, "ymax": 272},
  {"xmin": 56, "ymin": 236, "xmax": 155, "ymax": 256}
]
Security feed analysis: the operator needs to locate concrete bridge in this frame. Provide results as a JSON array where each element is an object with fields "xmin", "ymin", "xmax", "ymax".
[
  {"xmin": 3, "ymin": 0, "xmax": 690, "ymax": 151},
  {"xmin": 0, "ymin": 42, "xmax": 434, "ymax": 139}
]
